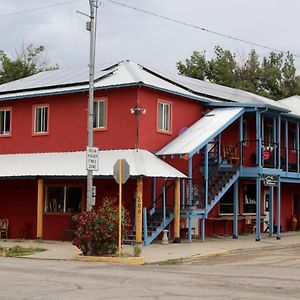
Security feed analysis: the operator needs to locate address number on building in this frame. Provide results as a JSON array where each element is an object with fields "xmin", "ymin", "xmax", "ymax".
[{"xmin": 86, "ymin": 146, "xmax": 99, "ymax": 171}]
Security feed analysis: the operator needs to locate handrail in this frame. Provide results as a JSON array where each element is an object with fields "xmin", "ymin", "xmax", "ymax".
[{"xmin": 150, "ymin": 180, "xmax": 173, "ymax": 216}]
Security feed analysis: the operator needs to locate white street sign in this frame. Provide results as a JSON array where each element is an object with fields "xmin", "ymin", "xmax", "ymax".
[
  {"xmin": 86, "ymin": 146, "xmax": 99, "ymax": 171},
  {"xmin": 113, "ymin": 159, "xmax": 130, "ymax": 184}
]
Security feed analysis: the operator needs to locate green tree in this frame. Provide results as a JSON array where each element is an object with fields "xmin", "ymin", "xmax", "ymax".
[
  {"xmin": 0, "ymin": 43, "xmax": 58, "ymax": 84},
  {"xmin": 177, "ymin": 46, "xmax": 300, "ymax": 100}
]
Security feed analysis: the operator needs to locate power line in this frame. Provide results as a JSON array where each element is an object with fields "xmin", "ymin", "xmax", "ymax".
[
  {"xmin": 0, "ymin": 0, "xmax": 84, "ymax": 18},
  {"xmin": 105, "ymin": 0, "xmax": 300, "ymax": 58}
]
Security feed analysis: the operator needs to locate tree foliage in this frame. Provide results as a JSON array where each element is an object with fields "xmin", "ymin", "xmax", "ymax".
[
  {"xmin": 0, "ymin": 43, "xmax": 58, "ymax": 84},
  {"xmin": 177, "ymin": 46, "xmax": 300, "ymax": 100},
  {"xmin": 72, "ymin": 197, "xmax": 131, "ymax": 256}
]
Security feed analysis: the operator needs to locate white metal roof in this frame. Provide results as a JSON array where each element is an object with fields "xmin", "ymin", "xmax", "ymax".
[
  {"xmin": 0, "ymin": 149, "xmax": 186, "ymax": 178},
  {"xmin": 0, "ymin": 61, "xmax": 213, "ymax": 103},
  {"xmin": 157, "ymin": 107, "xmax": 244, "ymax": 156},
  {"xmin": 278, "ymin": 96, "xmax": 300, "ymax": 118},
  {"xmin": 143, "ymin": 67, "xmax": 287, "ymax": 111}
]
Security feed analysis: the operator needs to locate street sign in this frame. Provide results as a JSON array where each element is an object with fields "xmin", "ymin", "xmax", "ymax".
[
  {"xmin": 263, "ymin": 175, "xmax": 278, "ymax": 186},
  {"xmin": 113, "ymin": 159, "xmax": 130, "ymax": 184},
  {"xmin": 86, "ymin": 146, "xmax": 99, "ymax": 171}
]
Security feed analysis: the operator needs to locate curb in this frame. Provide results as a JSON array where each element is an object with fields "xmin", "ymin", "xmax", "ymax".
[{"xmin": 75, "ymin": 255, "xmax": 145, "ymax": 265}]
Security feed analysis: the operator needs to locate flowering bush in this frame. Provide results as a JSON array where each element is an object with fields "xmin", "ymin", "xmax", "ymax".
[{"xmin": 72, "ymin": 197, "xmax": 130, "ymax": 256}]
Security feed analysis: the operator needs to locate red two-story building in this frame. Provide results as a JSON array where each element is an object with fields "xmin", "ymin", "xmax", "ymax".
[{"xmin": 0, "ymin": 60, "xmax": 299, "ymax": 244}]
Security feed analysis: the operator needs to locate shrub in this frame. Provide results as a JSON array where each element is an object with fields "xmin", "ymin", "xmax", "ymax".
[{"xmin": 72, "ymin": 197, "xmax": 130, "ymax": 256}]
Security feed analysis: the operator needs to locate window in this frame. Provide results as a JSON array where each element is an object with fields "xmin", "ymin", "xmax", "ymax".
[
  {"xmin": 243, "ymin": 184, "xmax": 256, "ymax": 214},
  {"xmin": 158, "ymin": 101, "xmax": 171, "ymax": 132},
  {"xmin": 45, "ymin": 186, "xmax": 82, "ymax": 213},
  {"xmin": 0, "ymin": 108, "xmax": 11, "ymax": 136},
  {"xmin": 34, "ymin": 105, "xmax": 48, "ymax": 134},
  {"xmin": 93, "ymin": 99, "xmax": 106, "ymax": 129},
  {"xmin": 219, "ymin": 186, "xmax": 234, "ymax": 214}
]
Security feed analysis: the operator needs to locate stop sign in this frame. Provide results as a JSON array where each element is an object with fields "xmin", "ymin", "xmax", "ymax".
[{"xmin": 113, "ymin": 159, "xmax": 130, "ymax": 184}]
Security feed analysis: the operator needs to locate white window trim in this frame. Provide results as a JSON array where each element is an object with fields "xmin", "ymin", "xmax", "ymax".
[
  {"xmin": 157, "ymin": 100, "xmax": 171, "ymax": 133},
  {"xmin": 0, "ymin": 108, "xmax": 11, "ymax": 136},
  {"xmin": 93, "ymin": 98, "xmax": 107, "ymax": 130},
  {"xmin": 33, "ymin": 105, "xmax": 49, "ymax": 135}
]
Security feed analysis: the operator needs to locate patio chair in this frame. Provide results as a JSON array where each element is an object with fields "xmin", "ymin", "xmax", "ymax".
[{"xmin": 0, "ymin": 218, "xmax": 9, "ymax": 239}]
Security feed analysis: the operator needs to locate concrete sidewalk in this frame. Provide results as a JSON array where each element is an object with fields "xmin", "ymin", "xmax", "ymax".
[{"xmin": 1, "ymin": 232, "xmax": 300, "ymax": 263}]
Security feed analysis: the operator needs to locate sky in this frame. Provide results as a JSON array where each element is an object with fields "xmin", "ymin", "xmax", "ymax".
[{"xmin": 1, "ymin": 0, "xmax": 300, "ymax": 74}]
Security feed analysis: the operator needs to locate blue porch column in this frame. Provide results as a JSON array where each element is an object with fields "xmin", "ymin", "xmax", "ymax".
[
  {"xmin": 297, "ymin": 123, "xmax": 299, "ymax": 173},
  {"xmin": 276, "ymin": 176, "xmax": 281, "ymax": 240},
  {"xmin": 273, "ymin": 117, "xmax": 277, "ymax": 167},
  {"xmin": 188, "ymin": 156, "xmax": 193, "ymax": 243},
  {"xmin": 278, "ymin": 115, "xmax": 281, "ymax": 170},
  {"xmin": 239, "ymin": 115, "xmax": 243, "ymax": 167},
  {"xmin": 255, "ymin": 176, "xmax": 261, "ymax": 241},
  {"xmin": 233, "ymin": 180, "xmax": 239, "ymax": 239},
  {"xmin": 269, "ymin": 185, "xmax": 274, "ymax": 236},
  {"xmin": 218, "ymin": 133, "xmax": 222, "ymax": 164},
  {"xmin": 285, "ymin": 120, "xmax": 289, "ymax": 172},
  {"xmin": 256, "ymin": 111, "xmax": 262, "ymax": 168}
]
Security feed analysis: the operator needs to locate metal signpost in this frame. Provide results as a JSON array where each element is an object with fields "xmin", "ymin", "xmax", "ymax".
[
  {"xmin": 113, "ymin": 159, "xmax": 130, "ymax": 257},
  {"xmin": 86, "ymin": 0, "xmax": 98, "ymax": 211}
]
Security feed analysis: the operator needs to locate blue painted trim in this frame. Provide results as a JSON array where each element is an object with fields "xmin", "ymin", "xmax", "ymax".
[
  {"xmin": 201, "ymin": 218, "xmax": 205, "ymax": 241},
  {"xmin": 277, "ymin": 176, "xmax": 281, "ymax": 239},
  {"xmin": 255, "ymin": 177, "xmax": 261, "ymax": 241},
  {"xmin": 239, "ymin": 115, "xmax": 243, "ymax": 167},
  {"xmin": 256, "ymin": 111, "xmax": 262, "ymax": 168},
  {"xmin": 204, "ymin": 145, "xmax": 208, "ymax": 209},
  {"xmin": 285, "ymin": 120, "xmax": 288, "ymax": 172},
  {"xmin": 189, "ymin": 108, "xmax": 245, "ymax": 157},
  {"xmin": 218, "ymin": 133, "xmax": 222, "ymax": 164},
  {"xmin": 233, "ymin": 181, "xmax": 239, "ymax": 239},
  {"xmin": 269, "ymin": 186, "xmax": 274, "ymax": 236},
  {"xmin": 278, "ymin": 115, "xmax": 281, "ymax": 170},
  {"xmin": 188, "ymin": 157, "xmax": 193, "ymax": 206},
  {"xmin": 273, "ymin": 117, "xmax": 277, "ymax": 167},
  {"xmin": 297, "ymin": 123, "xmax": 299, "ymax": 173}
]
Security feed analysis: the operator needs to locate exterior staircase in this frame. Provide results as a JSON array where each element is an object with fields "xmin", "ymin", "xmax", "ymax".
[{"xmin": 123, "ymin": 208, "xmax": 174, "ymax": 246}]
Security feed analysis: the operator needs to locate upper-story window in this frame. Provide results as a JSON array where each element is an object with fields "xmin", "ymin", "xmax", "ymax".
[
  {"xmin": 34, "ymin": 105, "xmax": 49, "ymax": 134},
  {"xmin": 157, "ymin": 100, "xmax": 171, "ymax": 133},
  {"xmin": 0, "ymin": 108, "xmax": 11, "ymax": 136},
  {"xmin": 93, "ymin": 99, "xmax": 107, "ymax": 129}
]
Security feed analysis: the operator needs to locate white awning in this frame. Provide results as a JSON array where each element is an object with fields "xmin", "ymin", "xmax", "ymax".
[
  {"xmin": 157, "ymin": 107, "xmax": 244, "ymax": 157},
  {"xmin": 0, "ymin": 149, "xmax": 186, "ymax": 178}
]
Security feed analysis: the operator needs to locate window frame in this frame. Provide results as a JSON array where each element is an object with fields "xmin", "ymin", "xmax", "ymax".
[
  {"xmin": 44, "ymin": 184, "xmax": 83, "ymax": 214},
  {"xmin": 32, "ymin": 104, "xmax": 49, "ymax": 136},
  {"xmin": 93, "ymin": 98, "xmax": 107, "ymax": 131},
  {"xmin": 0, "ymin": 107, "xmax": 12, "ymax": 137},
  {"xmin": 157, "ymin": 99, "xmax": 172, "ymax": 134}
]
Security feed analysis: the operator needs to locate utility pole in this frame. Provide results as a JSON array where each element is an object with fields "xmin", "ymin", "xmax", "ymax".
[{"xmin": 86, "ymin": 0, "xmax": 98, "ymax": 211}]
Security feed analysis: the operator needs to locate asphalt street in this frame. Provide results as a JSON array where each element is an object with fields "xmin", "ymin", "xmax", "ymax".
[{"xmin": 0, "ymin": 246, "xmax": 300, "ymax": 299}]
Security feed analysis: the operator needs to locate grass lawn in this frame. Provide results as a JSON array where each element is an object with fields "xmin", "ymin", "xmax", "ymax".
[{"xmin": 0, "ymin": 245, "xmax": 47, "ymax": 257}]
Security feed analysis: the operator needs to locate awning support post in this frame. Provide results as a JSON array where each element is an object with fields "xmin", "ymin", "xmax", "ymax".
[
  {"xmin": 36, "ymin": 178, "xmax": 44, "ymax": 240},
  {"xmin": 135, "ymin": 177, "xmax": 143, "ymax": 244}
]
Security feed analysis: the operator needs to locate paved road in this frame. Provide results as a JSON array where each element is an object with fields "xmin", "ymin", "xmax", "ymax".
[{"xmin": 0, "ymin": 246, "xmax": 300, "ymax": 300}]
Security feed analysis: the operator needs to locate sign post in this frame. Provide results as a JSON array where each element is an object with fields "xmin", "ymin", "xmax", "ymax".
[{"xmin": 113, "ymin": 159, "xmax": 130, "ymax": 257}]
